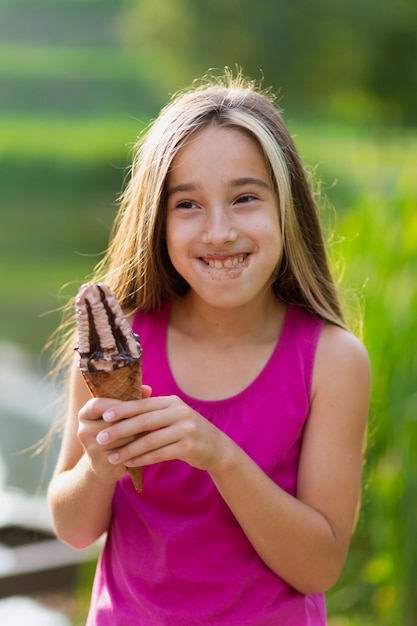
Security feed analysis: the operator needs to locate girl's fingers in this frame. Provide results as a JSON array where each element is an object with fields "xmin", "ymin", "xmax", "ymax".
[
  {"xmin": 142, "ymin": 384, "xmax": 153, "ymax": 398},
  {"xmin": 124, "ymin": 441, "xmax": 183, "ymax": 468},
  {"xmin": 79, "ymin": 397, "xmax": 123, "ymax": 422},
  {"xmin": 106, "ymin": 424, "xmax": 181, "ymax": 466},
  {"xmin": 99, "ymin": 398, "xmax": 195, "ymax": 452},
  {"xmin": 96, "ymin": 411, "xmax": 178, "ymax": 459},
  {"xmin": 101, "ymin": 395, "xmax": 169, "ymax": 423},
  {"xmin": 79, "ymin": 385, "xmax": 153, "ymax": 424}
]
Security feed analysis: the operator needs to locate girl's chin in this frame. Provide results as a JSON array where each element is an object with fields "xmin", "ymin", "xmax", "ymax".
[{"xmin": 187, "ymin": 282, "xmax": 261, "ymax": 310}]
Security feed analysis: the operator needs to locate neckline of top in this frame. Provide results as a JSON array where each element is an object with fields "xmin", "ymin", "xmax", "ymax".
[{"xmin": 158, "ymin": 300, "xmax": 294, "ymax": 408}]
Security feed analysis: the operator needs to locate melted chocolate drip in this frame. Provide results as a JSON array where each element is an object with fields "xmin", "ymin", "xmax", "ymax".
[
  {"xmin": 98, "ymin": 285, "xmax": 130, "ymax": 357},
  {"xmin": 85, "ymin": 298, "xmax": 102, "ymax": 359},
  {"xmin": 97, "ymin": 285, "xmax": 141, "ymax": 363}
]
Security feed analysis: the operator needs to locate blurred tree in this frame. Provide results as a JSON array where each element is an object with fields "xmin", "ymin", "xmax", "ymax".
[
  {"xmin": 123, "ymin": 0, "xmax": 417, "ymax": 123},
  {"xmin": 361, "ymin": 0, "xmax": 417, "ymax": 123}
]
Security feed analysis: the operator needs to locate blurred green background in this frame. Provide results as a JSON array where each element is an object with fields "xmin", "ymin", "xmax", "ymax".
[{"xmin": 0, "ymin": 0, "xmax": 416, "ymax": 624}]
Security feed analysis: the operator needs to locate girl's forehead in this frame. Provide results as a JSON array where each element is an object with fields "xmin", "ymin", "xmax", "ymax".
[
  {"xmin": 173, "ymin": 124, "xmax": 265, "ymax": 164},
  {"xmin": 184, "ymin": 122, "xmax": 255, "ymax": 144}
]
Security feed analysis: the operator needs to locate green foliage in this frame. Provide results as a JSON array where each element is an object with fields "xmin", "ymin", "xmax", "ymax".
[
  {"xmin": 0, "ymin": 44, "xmax": 147, "ymax": 81},
  {"xmin": 1, "ymin": 0, "xmax": 416, "ymax": 121},
  {"xmin": 0, "ymin": 0, "xmax": 160, "ymax": 117},
  {"xmin": 294, "ymin": 127, "xmax": 417, "ymax": 625},
  {"xmin": 125, "ymin": 0, "xmax": 417, "ymax": 123},
  {"xmin": 0, "ymin": 116, "xmax": 144, "ymax": 160}
]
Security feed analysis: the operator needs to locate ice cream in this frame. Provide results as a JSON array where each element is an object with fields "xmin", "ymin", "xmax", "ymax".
[{"xmin": 75, "ymin": 282, "xmax": 144, "ymax": 492}]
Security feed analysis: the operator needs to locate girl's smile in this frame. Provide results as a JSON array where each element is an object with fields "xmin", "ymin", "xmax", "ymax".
[
  {"xmin": 165, "ymin": 123, "xmax": 282, "ymax": 308},
  {"xmin": 199, "ymin": 253, "xmax": 249, "ymax": 280}
]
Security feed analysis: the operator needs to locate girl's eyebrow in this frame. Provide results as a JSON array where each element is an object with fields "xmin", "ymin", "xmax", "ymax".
[
  {"xmin": 166, "ymin": 182, "xmax": 200, "ymax": 197},
  {"xmin": 231, "ymin": 176, "xmax": 271, "ymax": 190},
  {"xmin": 167, "ymin": 177, "xmax": 270, "ymax": 197}
]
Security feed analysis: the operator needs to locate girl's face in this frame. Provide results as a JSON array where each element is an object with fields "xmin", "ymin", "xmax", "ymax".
[{"xmin": 165, "ymin": 124, "xmax": 282, "ymax": 310}]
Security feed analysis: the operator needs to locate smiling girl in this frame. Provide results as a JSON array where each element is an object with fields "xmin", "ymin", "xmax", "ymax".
[{"xmin": 48, "ymin": 71, "xmax": 370, "ymax": 625}]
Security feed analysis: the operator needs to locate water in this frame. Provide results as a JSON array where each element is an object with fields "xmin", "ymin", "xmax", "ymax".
[
  {"xmin": 0, "ymin": 341, "xmax": 60, "ymax": 494},
  {"xmin": 0, "ymin": 596, "xmax": 70, "ymax": 625},
  {"xmin": 0, "ymin": 342, "xmax": 71, "ymax": 624}
]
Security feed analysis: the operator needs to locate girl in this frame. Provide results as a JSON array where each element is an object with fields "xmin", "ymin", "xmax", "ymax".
[{"xmin": 48, "ymin": 72, "xmax": 370, "ymax": 625}]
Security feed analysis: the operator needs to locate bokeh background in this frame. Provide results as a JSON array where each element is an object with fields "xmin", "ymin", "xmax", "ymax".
[{"xmin": 0, "ymin": 0, "xmax": 416, "ymax": 624}]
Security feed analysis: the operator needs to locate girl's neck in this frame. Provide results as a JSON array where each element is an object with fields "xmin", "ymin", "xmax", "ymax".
[{"xmin": 170, "ymin": 290, "xmax": 286, "ymax": 345}]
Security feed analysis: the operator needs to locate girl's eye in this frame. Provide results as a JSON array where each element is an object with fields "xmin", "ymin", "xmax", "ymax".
[
  {"xmin": 176, "ymin": 200, "xmax": 197, "ymax": 209},
  {"xmin": 236, "ymin": 194, "xmax": 257, "ymax": 204}
]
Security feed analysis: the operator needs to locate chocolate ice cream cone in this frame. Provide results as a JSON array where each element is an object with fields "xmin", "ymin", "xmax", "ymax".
[{"xmin": 75, "ymin": 282, "xmax": 144, "ymax": 492}]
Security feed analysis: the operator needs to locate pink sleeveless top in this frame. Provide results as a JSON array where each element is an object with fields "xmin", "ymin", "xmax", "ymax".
[{"xmin": 87, "ymin": 301, "xmax": 326, "ymax": 625}]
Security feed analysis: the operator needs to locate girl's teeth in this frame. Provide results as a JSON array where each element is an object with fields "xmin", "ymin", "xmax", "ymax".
[{"xmin": 208, "ymin": 255, "xmax": 244, "ymax": 269}]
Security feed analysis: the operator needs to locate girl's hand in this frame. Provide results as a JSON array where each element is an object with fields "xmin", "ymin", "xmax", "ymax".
[
  {"xmin": 77, "ymin": 385, "xmax": 153, "ymax": 485},
  {"xmin": 92, "ymin": 395, "xmax": 228, "ymax": 473}
]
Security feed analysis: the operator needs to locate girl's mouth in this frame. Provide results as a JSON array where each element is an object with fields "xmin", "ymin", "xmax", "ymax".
[{"xmin": 202, "ymin": 254, "xmax": 247, "ymax": 269}]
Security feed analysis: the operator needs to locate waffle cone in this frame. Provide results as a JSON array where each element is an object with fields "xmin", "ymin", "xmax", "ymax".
[{"xmin": 81, "ymin": 359, "xmax": 143, "ymax": 492}]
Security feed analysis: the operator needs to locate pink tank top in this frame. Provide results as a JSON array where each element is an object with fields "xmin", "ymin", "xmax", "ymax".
[{"xmin": 87, "ymin": 301, "xmax": 326, "ymax": 625}]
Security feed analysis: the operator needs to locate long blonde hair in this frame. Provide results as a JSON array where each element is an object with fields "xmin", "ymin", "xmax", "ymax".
[{"xmin": 51, "ymin": 70, "xmax": 346, "ymax": 377}]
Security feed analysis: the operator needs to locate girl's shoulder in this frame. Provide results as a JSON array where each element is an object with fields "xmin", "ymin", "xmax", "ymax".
[
  {"xmin": 312, "ymin": 323, "xmax": 370, "ymax": 401},
  {"xmin": 319, "ymin": 323, "xmax": 369, "ymax": 365}
]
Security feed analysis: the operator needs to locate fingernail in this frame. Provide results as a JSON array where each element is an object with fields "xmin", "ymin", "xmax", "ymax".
[
  {"xmin": 96, "ymin": 431, "xmax": 109, "ymax": 445},
  {"xmin": 108, "ymin": 452, "xmax": 120, "ymax": 464},
  {"xmin": 102, "ymin": 410, "xmax": 115, "ymax": 422}
]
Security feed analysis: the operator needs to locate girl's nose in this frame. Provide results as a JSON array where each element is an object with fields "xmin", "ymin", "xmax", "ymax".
[{"xmin": 201, "ymin": 207, "xmax": 238, "ymax": 245}]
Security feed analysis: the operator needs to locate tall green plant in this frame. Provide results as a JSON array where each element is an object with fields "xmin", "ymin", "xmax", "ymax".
[{"xmin": 324, "ymin": 132, "xmax": 417, "ymax": 624}]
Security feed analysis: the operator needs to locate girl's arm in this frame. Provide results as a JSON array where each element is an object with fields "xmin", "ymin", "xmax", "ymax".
[
  {"xmin": 47, "ymin": 361, "xmax": 139, "ymax": 549},
  {"xmin": 209, "ymin": 324, "xmax": 370, "ymax": 594}
]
